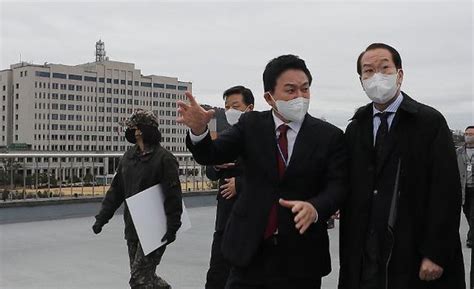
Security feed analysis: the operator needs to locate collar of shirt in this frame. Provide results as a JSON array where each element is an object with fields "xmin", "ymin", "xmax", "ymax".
[
  {"xmin": 271, "ymin": 110, "xmax": 303, "ymax": 136},
  {"xmin": 372, "ymin": 91, "xmax": 404, "ymax": 116}
]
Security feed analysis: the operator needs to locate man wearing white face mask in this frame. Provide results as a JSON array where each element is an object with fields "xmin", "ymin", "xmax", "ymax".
[
  {"xmin": 457, "ymin": 126, "xmax": 474, "ymax": 248},
  {"xmin": 205, "ymin": 85, "xmax": 254, "ymax": 289},
  {"xmin": 339, "ymin": 43, "xmax": 465, "ymax": 289},
  {"xmin": 177, "ymin": 54, "xmax": 347, "ymax": 289}
]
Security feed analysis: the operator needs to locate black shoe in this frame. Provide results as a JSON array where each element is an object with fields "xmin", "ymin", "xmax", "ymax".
[{"xmin": 467, "ymin": 239, "xmax": 472, "ymax": 248}]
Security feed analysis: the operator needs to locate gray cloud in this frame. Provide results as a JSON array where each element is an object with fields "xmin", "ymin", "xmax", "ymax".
[{"xmin": 1, "ymin": 1, "xmax": 472, "ymax": 130}]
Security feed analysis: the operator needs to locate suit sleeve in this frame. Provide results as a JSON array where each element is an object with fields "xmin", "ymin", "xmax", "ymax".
[
  {"xmin": 186, "ymin": 113, "xmax": 247, "ymax": 165},
  {"xmin": 419, "ymin": 115, "xmax": 462, "ymax": 268},
  {"xmin": 161, "ymin": 153, "xmax": 183, "ymax": 235},
  {"xmin": 307, "ymin": 129, "xmax": 348, "ymax": 222},
  {"xmin": 95, "ymin": 162, "xmax": 125, "ymax": 226},
  {"xmin": 206, "ymin": 165, "xmax": 222, "ymax": 181}
]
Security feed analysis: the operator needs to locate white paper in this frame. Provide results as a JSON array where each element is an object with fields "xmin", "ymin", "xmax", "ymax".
[{"xmin": 126, "ymin": 184, "xmax": 191, "ymax": 255}]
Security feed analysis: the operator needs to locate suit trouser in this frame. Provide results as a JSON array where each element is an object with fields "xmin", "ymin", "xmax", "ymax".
[
  {"xmin": 206, "ymin": 231, "xmax": 232, "ymax": 289},
  {"xmin": 463, "ymin": 187, "xmax": 474, "ymax": 242},
  {"xmin": 127, "ymin": 240, "xmax": 170, "ymax": 289},
  {"xmin": 224, "ymin": 236, "xmax": 322, "ymax": 289}
]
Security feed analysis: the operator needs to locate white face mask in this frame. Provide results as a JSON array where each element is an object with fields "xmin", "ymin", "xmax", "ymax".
[
  {"xmin": 465, "ymin": 135, "xmax": 474, "ymax": 145},
  {"xmin": 268, "ymin": 93, "xmax": 309, "ymax": 122},
  {"xmin": 362, "ymin": 71, "xmax": 400, "ymax": 104},
  {"xmin": 225, "ymin": 108, "xmax": 245, "ymax": 125}
]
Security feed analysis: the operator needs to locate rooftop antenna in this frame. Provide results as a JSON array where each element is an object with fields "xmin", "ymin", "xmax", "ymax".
[{"xmin": 95, "ymin": 39, "xmax": 106, "ymax": 62}]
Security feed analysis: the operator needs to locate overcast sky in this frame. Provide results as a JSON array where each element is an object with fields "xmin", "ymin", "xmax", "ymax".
[{"xmin": 1, "ymin": 0, "xmax": 472, "ymax": 130}]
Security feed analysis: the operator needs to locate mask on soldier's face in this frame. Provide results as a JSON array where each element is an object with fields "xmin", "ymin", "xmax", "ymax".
[
  {"xmin": 125, "ymin": 128, "xmax": 137, "ymax": 143},
  {"xmin": 465, "ymin": 135, "xmax": 474, "ymax": 145}
]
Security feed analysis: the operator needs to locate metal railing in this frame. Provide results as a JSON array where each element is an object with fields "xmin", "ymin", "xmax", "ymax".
[{"xmin": 0, "ymin": 152, "xmax": 215, "ymax": 202}]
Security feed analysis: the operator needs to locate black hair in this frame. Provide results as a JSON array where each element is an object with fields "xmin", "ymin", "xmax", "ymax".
[
  {"xmin": 357, "ymin": 43, "xmax": 402, "ymax": 75},
  {"xmin": 263, "ymin": 54, "xmax": 312, "ymax": 93},
  {"xmin": 466, "ymin": 126, "xmax": 474, "ymax": 131},
  {"xmin": 222, "ymin": 85, "xmax": 255, "ymax": 106}
]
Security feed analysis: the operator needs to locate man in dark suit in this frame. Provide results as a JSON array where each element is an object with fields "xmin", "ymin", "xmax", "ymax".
[
  {"xmin": 177, "ymin": 55, "xmax": 347, "ymax": 289},
  {"xmin": 205, "ymin": 85, "xmax": 254, "ymax": 289},
  {"xmin": 339, "ymin": 43, "xmax": 465, "ymax": 289}
]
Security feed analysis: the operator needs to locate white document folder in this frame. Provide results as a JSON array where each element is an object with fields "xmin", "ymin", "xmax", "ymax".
[{"xmin": 126, "ymin": 184, "xmax": 191, "ymax": 255}]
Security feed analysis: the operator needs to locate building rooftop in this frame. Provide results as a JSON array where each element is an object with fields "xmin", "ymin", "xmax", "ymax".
[{"xmin": 0, "ymin": 201, "xmax": 471, "ymax": 288}]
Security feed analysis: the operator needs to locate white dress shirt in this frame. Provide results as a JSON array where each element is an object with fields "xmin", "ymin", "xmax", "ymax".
[{"xmin": 372, "ymin": 92, "xmax": 403, "ymax": 145}]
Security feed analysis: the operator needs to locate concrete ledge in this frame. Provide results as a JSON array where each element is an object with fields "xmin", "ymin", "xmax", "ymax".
[{"xmin": 0, "ymin": 190, "xmax": 217, "ymax": 208}]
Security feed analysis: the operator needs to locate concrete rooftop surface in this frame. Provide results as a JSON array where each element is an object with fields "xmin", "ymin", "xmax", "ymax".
[{"xmin": 0, "ymin": 201, "xmax": 471, "ymax": 289}]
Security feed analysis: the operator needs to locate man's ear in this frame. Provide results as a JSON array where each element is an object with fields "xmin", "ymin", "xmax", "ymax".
[
  {"xmin": 398, "ymin": 69, "xmax": 404, "ymax": 86},
  {"xmin": 264, "ymin": 92, "xmax": 273, "ymax": 106},
  {"xmin": 248, "ymin": 104, "xmax": 254, "ymax": 111}
]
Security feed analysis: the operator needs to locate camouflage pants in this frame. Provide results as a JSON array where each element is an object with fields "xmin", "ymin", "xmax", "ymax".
[{"xmin": 127, "ymin": 240, "xmax": 171, "ymax": 289}]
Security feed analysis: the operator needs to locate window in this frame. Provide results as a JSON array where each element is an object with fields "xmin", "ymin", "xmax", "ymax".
[
  {"xmin": 35, "ymin": 71, "xmax": 51, "ymax": 78},
  {"xmin": 166, "ymin": 84, "xmax": 176, "ymax": 90},
  {"xmin": 60, "ymin": 94, "xmax": 67, "ymax": 100},
  {"xmin": 68, "ymin": 94, "xmax": 75, "ymax": 101},
  {"xmin": 99, "ymin": 77, "xmax": 105, "ymax": 83},
  {"xmin": 52, "ymin": 83, "xmax": 59, "ymax": 89},
  {"xmin": 76, "ymin": 95, "xmax": 82, "ymax": 101},
  {"xmin": 121, "ymin": 80, "xmax": 126, "ymax": 85},
  {"xmin": 51, "ymin": 114, "xmax": 58, "ymax": 120},
  {"xmin": 76, "ymin": 115, "xmax": 82, "ymax": 121},
  {"xmin": 113, "ymin": 79, "xmax": 119, "ymax": 84},
  {"xmin": 76, "ymin": 85, "xmax": 82, "ymax": 91},
  {"xmin": 60, "ymin": 84, "xmax": 67, "ymax": 90},
  {"xmin": 16, "ymin": 83, "xmax": 19, "ymax": 89},
  {"xmin": 106, "ymin": 88, "xmax": 112, "ymax": 94},
  {"xmin": 68, "ymin": 104, "xmax": 74, "ymax": 110},
  {"xmin": 52, "ymin": 103, "xmax": 58, "ymax": 110},
  {"xmin": 107, "ymin": 78, "xmax": 112, "ymax": 83},
  {"xmin": 68, "ymin": 84, "xmax": 75, "ymax": 91},
  {"xmin": 76, "ymin": 105, "xmax": 82, "ymax": 111},
  {"xmin": 60, "ymin": 114, "xmax": 66, "ymax": 120},
  {"xmin": 141, "ymin": 82, "xmax": 152, "ymax": 87},
  {"xmin": 68, "ymin": 74, "xmax": 82, "ymax": 81},
  {"xmin": 84, "ymin": 76, "xmax": 96, "ymax": 82},
  {"xmin": 134, "ymin": 81, "xmax": 139, "ymax": 86},
  {"xmin": 178, "ymin": 85, "xmax": 187, "ymax": 91},
  {"xmin": 52, "ymin": 72, "xmax": 67, "ymax": 79},
  {"xmin": 60, "ymin": 104, "xmax": 66, "ymax": 110}
]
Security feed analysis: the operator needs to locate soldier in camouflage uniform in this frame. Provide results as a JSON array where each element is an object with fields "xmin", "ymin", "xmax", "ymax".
[{"xmin": 92, "ymin": 109, "xmax": 183, "ymax": 289}]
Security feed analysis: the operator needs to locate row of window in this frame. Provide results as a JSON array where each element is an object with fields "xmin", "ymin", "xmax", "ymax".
[
  {"xmin": 29, "ymin": 144, "xmax": 187, "ymax": 153},
  {"xmin": 34, "ymin": 133, "xmax": 185, "ymax": 144},
  {"xmin": 35, "ymin": 71, "xmax": 187, "ymax": 90},
  {"xmin": 35, "ymin": 84, "xmax": 184, "ymax": 100}
]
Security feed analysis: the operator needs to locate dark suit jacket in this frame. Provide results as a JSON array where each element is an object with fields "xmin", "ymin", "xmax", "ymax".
[
  {"xmin": 339, "ymin": 93, "xmax": 465, "ymax": 289},
  {"xmin": 206, "ymin": 162, "xmax": 243, "ymax": 232},
  {"xmin": 187, "ymin": 110, "xmax": 347, "ymax": 277}
]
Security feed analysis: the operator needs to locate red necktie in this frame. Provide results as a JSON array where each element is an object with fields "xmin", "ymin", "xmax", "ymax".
[{"xmin": 264, "ymin": 124, "xmax": 289, "ymax": 239}]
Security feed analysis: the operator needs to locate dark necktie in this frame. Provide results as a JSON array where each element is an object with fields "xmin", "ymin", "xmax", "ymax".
[
  {"xmin": 374, "ymin": 112, "xmax": 392, "ymax": 163},
  {"xmin": 264, "ymin": 124, "xmax": 289, "ymax": 239}
]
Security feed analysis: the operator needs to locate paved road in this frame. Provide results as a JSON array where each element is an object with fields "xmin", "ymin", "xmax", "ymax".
[{"xmin": 0, "ymin": 203, "xmax": 471, "ymax": 289}]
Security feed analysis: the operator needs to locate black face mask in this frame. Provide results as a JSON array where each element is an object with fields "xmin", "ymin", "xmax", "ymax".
[{"xmin": 125, "ymin": 128, "xmax": 137, "ymax": 144}]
